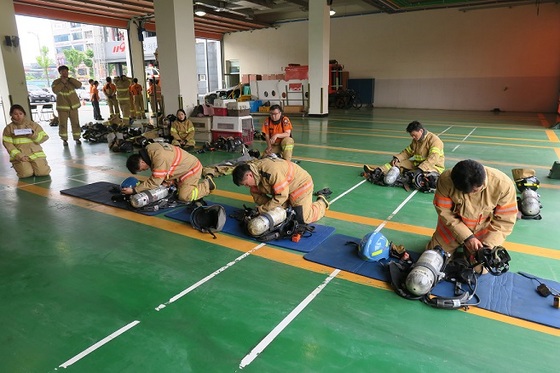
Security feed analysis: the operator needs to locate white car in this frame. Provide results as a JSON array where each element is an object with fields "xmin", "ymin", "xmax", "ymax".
[{"xmin": 76, "ymin": 86, "xmax": 106, "ymax": 101}]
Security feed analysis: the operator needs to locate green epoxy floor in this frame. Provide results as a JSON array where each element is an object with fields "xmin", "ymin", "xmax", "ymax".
[{"xmin": 1, "ymin": 108, "xmax": 559, "ymax": 372}]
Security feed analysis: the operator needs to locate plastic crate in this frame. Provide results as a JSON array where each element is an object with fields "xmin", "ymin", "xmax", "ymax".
[
  {"xmin": 195, "ymin": 131, "xmax": 212, "ymax": 143},
  {"xmin": 227, "ymin": 109, "xmax": 250, "ymax": 117},
  {"xmin": 189, "ymin": 116, "xmax": 212, "ymax": 131},
  {"xmin": 211, "ymin": 116, "xmax": 254, "ymax": 145},
  {"xmin": 249, "ymin": 100, "xmax": 262, "ymax": 112},
  {"xmin": 213, "ymin": 107, "xmax": 228, "ymax": 116}
]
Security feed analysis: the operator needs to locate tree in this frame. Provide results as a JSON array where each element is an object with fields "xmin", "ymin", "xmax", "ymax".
[
  {"xmin": 62, "ymin": 49, "xmax": 86, "ymax": 75},
  {"xmin": 36, "ymin": 46, "xmax": 54, "ymax": 86}
]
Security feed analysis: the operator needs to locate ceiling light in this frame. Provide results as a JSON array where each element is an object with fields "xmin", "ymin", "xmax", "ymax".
[
  {"xmin": 329, "ymin": 9, "xmax": 336, "ymax": 16},
  {"xmin": 194, "ymin": 7, "xmax": 206, "ymax": 17}
]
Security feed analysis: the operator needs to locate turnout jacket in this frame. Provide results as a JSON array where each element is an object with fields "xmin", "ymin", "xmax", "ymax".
[
  {"xmin": 135, "ymin": 143, "xmax": 202, "ymax": 193},
  {"xmin": 171, "ymin": 119, "xmax": 195, "ymax": 146},
  {"xmin": 248, "ymin": 158, "xmax": 313, "ymax": 213},
  {"xmin": 2, "ymin": 118, "xmax": 49, "ymax": 161},
  {"xmin": 114, "ymin": 76, "xmax": 132, "ymax": 102},
  {"xmin": 432, "ymin": 166, "xmax": 518, "ymax": 248},
  {"xmin": 395, "ymin": 131, "xmax": 444, "ymax": 174},
  {"xmin": 51, "ymin": 77, "xmax": 81, "ymax": 111}
]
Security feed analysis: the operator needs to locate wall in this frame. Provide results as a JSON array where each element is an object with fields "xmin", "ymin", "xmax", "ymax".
[{"xmin": 223, "ymin": 4, "xmax": 560, "ymax": 112}]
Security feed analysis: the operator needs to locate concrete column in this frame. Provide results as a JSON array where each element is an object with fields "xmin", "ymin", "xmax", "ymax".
[
  {"xmin": 153, "ymin": 0, "xmax": 198, "ymax": 116},
  {"xmin": 127, "ymin": 19, "xmax": 147, "ymax": 114},
  {"xmin": 307, "ymin": 1, "xmax": 330, "ymax": 117},
  {"xmin": 0, "ymin": 1, "xmax": 28, "ymax": 123}
]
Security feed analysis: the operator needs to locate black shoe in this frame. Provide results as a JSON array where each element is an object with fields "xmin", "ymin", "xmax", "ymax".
[
  {"xmin": 206, "ymin": 175, "xmax": 216, "ymax": 191},
  {"xmin": 314, "ymin": 188, "xmax": 332, "ymax": 197},
  {"xmin": 63, "ymin": 140, "xmax": 68, "ymax": 147},
  {"xmin": 75, "ymin": 139, "xmax": 82, "ymax": 145}
]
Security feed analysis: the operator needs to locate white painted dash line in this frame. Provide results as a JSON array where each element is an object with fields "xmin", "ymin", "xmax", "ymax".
[
  {"xmin": 155, "ymin": 243, "xmax": 266, "ymax": 311},
  {"xmin": 57, "ymin": 320, "xmax": 140, "ymax": 369},
  {"xmin": 330, "ymin": 179, "xmax": 367, "ymax": 205},
  {"xmin": 452, "ymin": 127, "xmax": 477, "ymax": 152},
  {"xmin": 239, "ymin": 269, "xmax": 341, "ymax": 369},
  {"xmin": 374, "ymin": 189, "xmax": 418, "ymax": 232}
]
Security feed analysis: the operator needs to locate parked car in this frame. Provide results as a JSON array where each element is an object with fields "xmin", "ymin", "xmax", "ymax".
[
  {"xmin": 40, "ymin": 88, "xmax": 56, "ymax": 102},
  {"xmin": 76, "ymin": 86, "xmax": 106, "ymax": 101},
  {"xmin": 28, "ymin": 89, "xmax": 53, "ymax": 103}
]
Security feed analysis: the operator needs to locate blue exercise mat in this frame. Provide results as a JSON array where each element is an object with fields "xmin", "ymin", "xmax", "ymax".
[
  {"xmin": 60, "ymin": 181, "xmax": 176, "ymax": 216},
  {"xmin": 304, "ymin": 233, "xmax": 560, "ymax": 329},
  {"xmin": 165, "ymin": 203, "xmax": 335, "ymax": 253}
]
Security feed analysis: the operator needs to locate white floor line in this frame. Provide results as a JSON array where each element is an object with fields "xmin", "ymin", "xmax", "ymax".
[
  {"xmin": 155, "ymin": 243, "xmax": 266, "ymax": 311},
  {"xmin": 57, "ymin": 320, "xmax": 140, "ymax": 369},
  {"xmin": 374, "ymin": 189, "xmax": 418, "ymax": 232},
  {"xmin": 239, "ymin": 269, "xmax": 341, "ymax": 369},
  {"xmin": 330, "ymin": 179, "xmax": 367, "ymax": 205},
  {"xmin": 438, "ymin": 126, "xmax": 453, "ymax": 135},
  {"xmin": 452, "ymin": 127, "xmax": 477, "ymax": 152}
]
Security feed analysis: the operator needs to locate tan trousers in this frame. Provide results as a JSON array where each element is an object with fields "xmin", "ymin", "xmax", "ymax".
[
  {"xmin": 270, "ymin": 137, "xmax": 295, "ymax": 162},
  {"xmin": 58, "ymin": 109, "xmax": 81, "ymax": 141},
  {"xmin": 12, "ymin": 158, "xmax": 51, "ymax": 178},
  {"xmin": 132, "ymin": 95, "xmax": 146, "ymax": 119},
  {"xmin": 177, "ymin": 168, "xmax": 213, "ymax": 202},
  {"xmin": 107, "ymin": 97, "xmax": 120, "ymax": 116}
]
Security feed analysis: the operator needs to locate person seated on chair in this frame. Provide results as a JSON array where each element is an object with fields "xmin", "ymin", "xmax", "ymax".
[
  {"xmin": 232, "ymin": 157, "xmax": 328, "ymax": 224},
  {"xmin": 426, "ymin": 159, "xmax": 517, "ymax": 270},
  {"xmin": 170, "ymin": 109, "xmax": 196, "ymax": 152},
  {"xmin": 262, "ymin": 104, "xmax": 295, "ymax": 161},
  {"xmin": 363, "ymin": 120, "xmax": 444, "ymax": 185},
  {"xmin": 2, "ymin": 104, "xmax": 51, "ymax": 178},
  {"xmin": 123, "ymin": 142, "xmax": 215, "ymax": 203}
]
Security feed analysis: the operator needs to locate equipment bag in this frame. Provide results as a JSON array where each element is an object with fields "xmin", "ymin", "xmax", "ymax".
[{"xmin": 549, "ymin": 161, "xmax": 560, "ymax": 179}]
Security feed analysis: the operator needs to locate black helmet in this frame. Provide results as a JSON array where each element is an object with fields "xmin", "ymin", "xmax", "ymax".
[{"xmin": 191, "ymin": 205, "xmax": 226, "ymax": 238}]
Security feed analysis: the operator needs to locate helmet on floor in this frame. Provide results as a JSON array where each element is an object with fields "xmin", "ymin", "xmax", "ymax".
[
  {"xmin": 191, "ymin": 204, "xmax": 227, "ymax": 234},
  {"xmin": 358, "ymin": 232, "xmax": 390, "ymax": 262},
  {"xmin": 120, "ymin": 176, "xmax": 139, "ymax": 189}
]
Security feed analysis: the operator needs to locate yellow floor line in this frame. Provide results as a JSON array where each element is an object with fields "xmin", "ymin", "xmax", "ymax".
[
  {"xmin": 9, "ymin": 180, "xmax": 559, "ymax": 337},
  {"xmin": 545, "ymin": 129, "xmax": 559, "ymax": 143}
]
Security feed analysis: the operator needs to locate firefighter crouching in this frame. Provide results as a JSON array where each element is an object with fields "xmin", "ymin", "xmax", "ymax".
[
  {"xmin": 123, "ymin": 143, "xmax": 215, "ymax": 202},
  {"xmin": 232, "ymin": 158, "xmax": 329, "ymax": 225}
]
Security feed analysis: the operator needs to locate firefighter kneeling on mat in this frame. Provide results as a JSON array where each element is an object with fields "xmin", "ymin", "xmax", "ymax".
[
  {"xmin": 232, "ymin": 158, "xmax": 329, "ymax": 232},
  {"xmin": 425, "ymin": 159, "xmax": 518, "ymax": 274},
  {"xmin": 363, "ymin": 120, "xmax": 444, "ymax": 192},
  {"xmin": 122, "ymin": 143, "xmax": 216, "ymax": 203}
]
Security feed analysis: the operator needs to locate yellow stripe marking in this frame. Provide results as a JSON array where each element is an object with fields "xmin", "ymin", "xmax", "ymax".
[{"xmin": 6, "ymin": 180, "xmax": 559, "ymax": 337}]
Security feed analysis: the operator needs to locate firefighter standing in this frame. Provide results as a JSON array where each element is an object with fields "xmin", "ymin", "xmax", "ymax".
[
  {"xmin": 114, "ymin": 75, "xmax": 133, "ymax": 124},
  {"xmin": 103, "ymin": 77, "xmax": 120, "ymax": 117},
  {"xmin": 51, "ymin": 65, "xmax": 82, "ymax": 146},
  {"xmin": 123, "ymin": 142, "xmax": 215, "ymax": 202},
  {"xmin": 129, "ymin": 78, "xmax": 146, "ymax": 120},
  {"xmin": 232, "ymin": 158, "xmax": 328, "ymax": 224},
  {"xmin": 2, "ymin": 104, "xmax": 51, "ymax": 178}
]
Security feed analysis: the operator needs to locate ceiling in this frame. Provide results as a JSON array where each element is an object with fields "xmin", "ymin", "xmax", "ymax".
[{"xmin": 13, "ymin": 0, "xmax": 554, "ymax": 40}]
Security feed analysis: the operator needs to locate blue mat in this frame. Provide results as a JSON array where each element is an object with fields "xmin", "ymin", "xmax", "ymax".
[
  {"xmin": 60, "ymin": 181, "xmax": 175, "ymax": 216},
  {"xmin": 304, "ymin": 234, "xmax": 560, "ymax": 329},
  {"xmin": 165, "ymin": 203, "xmax": 336, "ymax": 253}
]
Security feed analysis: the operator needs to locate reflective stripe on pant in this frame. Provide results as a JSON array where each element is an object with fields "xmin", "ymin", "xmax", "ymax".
[
  {"xmin": 289, "ymin": 182, "xmax": 326, "ymax": 224},
  {"xmin": 58, "ymin": 109, "xmax": 81, "ymax": 140},
  {"xmin": 176, "ymin": 165, "xmax": 212, "ymax": 202},
  {"xmin": 271, "ymin": 137, "xmax": 295, "ymax": 162}
]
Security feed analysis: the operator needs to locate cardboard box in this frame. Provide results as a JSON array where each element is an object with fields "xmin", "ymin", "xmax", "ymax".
[
  {"xmin": 283, "ymin": 105, "xmax": 304, "ymax": 114},
  {"xmin": 258, "ymin": 106, "xmax": 270, "ymax": 113}
]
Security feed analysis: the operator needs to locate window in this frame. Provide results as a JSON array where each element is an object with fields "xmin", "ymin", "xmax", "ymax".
[
  {"xmin": 72, "ymin": 32, "xmax": 83, "ymax": 40},
  {"xmin": 54, "ymin": 34, "xmax": 70, "ymax": 43}
]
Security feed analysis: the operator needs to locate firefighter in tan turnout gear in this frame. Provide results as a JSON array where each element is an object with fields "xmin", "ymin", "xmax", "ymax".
[
  {"xmin": 51, "ymin": 65, "xmax": 82, "ymax": 146},
  {"xmin": 2, "ymin": 104, "xmax": 51, "ymax": 178},
  {"xmin": 114, "ymin": 75, "xmax": 133, "ymax": 125},
  {"xmin": 123, "ymin": 143, "xmax": 215, "ymax": 202},
  {"xmin": 426, "ymin": 159, "xmax": 518, "ymax": 263},
  {"xmin": 363, "ymin": 121, "xmax": 444, "ymax": 189},
  {"xmin": 232, "ymin": 158, "xmax": 328, "ymax": 224}
]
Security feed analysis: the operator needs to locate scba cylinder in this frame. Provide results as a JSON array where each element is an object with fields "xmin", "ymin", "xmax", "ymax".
[
  {"xmin": 130, "ymin": 186, "xmax": 169, "ymax": 208},
  {"xmin": 247, "ymin": 207, "xmax": 287, "ymax": 237},
  {"xmin": 405, "ymin": 249, "xmax": 446, "ymax": 297},
  {"xmin": 384, "ymin": 166, "xmax": 400, "ymax": 185},
  {"xmin": 520, "ymin": 189, "xmax": 541, "ymax": 217}
]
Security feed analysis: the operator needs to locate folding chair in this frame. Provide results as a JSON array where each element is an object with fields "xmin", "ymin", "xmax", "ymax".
[
  {"xmin": 30, "ymin": 104, "xmax": 39, "ymax": 122},
  {"xmin": 39, "ymin": 104, "xmax": 55, "ymax": 122}
]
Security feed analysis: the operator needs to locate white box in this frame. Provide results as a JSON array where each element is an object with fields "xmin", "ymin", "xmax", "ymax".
[
  {"xmin": 212, "ymin": 115, "xmax": 253, "ymax": 132},
  {"xmin": 189, "ymin": 116, "xmax": 212, "ymax": 131},
  {"xmin": 226, "ymin": 101, "xmax": 250, "ymax": 110},
  {"xmin": 195, "ymin": 130, "xmax": 212, "ymax": 143},
  {"xmin": 213, "ymin": 99, "xmax": 237, "ymax": 108}
]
